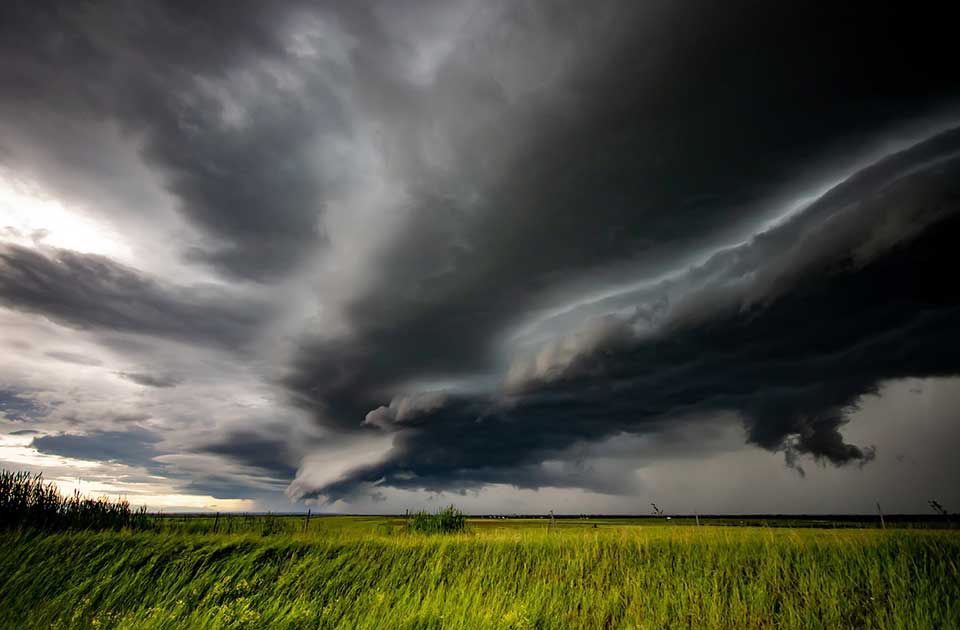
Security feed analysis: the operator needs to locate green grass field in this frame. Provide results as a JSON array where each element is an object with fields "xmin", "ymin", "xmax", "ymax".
[{"xmin": 1, "ymin": 517, "xmax": 958, "ymax": 629}]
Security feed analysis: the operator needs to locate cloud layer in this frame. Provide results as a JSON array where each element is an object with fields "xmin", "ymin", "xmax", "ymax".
[{"xmin": 1, "ymin": 0, "xmax": 959, "ymax": 511}]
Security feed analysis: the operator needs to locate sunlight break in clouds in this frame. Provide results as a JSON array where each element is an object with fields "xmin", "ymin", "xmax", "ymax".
[{"xmin": 0, "ymin": 172, "xmax": 131, "ymax": 261}]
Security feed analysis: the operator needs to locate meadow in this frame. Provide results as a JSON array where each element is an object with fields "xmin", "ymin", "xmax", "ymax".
[
  {"xmin": 0, "ymin": 516, "xmax": 958, "ymax": 629},
  {"xmin": 1, "ymin": 473, "xmax": 958, "ymax": 629}
]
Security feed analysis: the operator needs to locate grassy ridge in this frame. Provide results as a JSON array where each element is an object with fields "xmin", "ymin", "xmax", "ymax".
[{"xmin": 1, "ymin": 524, "xmax": 958, "ymax": 629}]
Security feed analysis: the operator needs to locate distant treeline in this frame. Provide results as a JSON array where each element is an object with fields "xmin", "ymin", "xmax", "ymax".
[{"xmin": 0, "ymin": 470, "xmax": 149, "ymax": 531}]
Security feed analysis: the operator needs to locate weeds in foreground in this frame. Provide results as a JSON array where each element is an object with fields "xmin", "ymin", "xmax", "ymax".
[
  {"xmin": 2, "ymin": 526, "xmax": 958, "ymax": 629},
  {"xmin": 0, "ymin": 469, "xmax": 149, "ymax": 531}
]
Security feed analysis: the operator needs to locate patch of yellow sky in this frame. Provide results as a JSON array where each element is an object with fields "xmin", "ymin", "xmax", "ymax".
[{"xmin": 0, "ymin": 434, "xmax": 254, "ymax": 512}]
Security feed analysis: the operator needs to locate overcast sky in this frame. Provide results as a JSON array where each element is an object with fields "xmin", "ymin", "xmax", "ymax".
[{"xmin": 1, "ymin": 1, "xmax": 958, "ymax": 513}]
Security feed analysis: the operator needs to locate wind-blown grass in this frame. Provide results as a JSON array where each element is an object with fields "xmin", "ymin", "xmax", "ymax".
[
  {"xmin": 2, "ymin": 472, "xmax": 958, "ymax": 627},
  {"xmin": 406, "ymin": 505, "xmax": 467, "ymax": 534},
  {"xmin": 0, "ymin": 470, "xmax": 149, "ymax": 532},
  {"xmin": 1, "ymin": 525, "xmax": 957, "ymax": 629}
]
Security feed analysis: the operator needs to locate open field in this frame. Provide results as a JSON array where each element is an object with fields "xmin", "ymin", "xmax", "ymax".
[
  {"xmin": 2, "ymin": 516, "xmax": 958, "ymax": 629},
  {"xmin": 134, "ymin": 513, "xmax": 957, "ymax": 536}
]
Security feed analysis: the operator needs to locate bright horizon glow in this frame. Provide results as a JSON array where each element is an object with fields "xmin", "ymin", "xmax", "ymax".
[
  {"xmin": 51, "ymin": 476, "xmax": 256, "ymax": 512},
  {"xmin": 0, "ymin": 436, "xmax": 255, "ymax": 512}
]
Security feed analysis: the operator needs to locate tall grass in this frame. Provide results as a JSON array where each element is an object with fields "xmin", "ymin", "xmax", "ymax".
[
  {"xmin": 406, "ymin": 504, "xmax": 467, "ymax": 534},
  {"xmin": 2, "ymin": 473, "xmax": 957, "ymax": 628},
  {"xmin": 0, "ymin": 470, "xmax": 149, "ymax": 531},
  {"xmin": 1, "ymin": 526, "xmax": 957, "ymax": 629}
]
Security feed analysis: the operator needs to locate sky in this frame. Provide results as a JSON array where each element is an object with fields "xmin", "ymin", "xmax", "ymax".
[{"xmin": 1, "ymin": 0, "xmax": 959, "ymax": 514}]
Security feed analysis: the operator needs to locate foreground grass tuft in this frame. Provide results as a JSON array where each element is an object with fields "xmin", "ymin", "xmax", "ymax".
[{"xmin": 406, "ymin": 505, "xmax": 467, "ymax": 534}]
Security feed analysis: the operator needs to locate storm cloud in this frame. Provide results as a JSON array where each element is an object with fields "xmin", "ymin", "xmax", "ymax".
[
  {"xmin": 32, "ymin": 427, "xmax": 165, "ymax": 470},
  {"xmin": 297, "ymin": 126, "xmax": 960, "ymax": 501},
  {"xmin": 282, "ymin": 1, "xmax": 960, "ymax": 432},
  {"xmin": 1, "ymin": 0, "xmax": 959, "ymax": 512},
  {"xmin": 0, "ymin": 244, "xmax": 271, "ymax": 350}
]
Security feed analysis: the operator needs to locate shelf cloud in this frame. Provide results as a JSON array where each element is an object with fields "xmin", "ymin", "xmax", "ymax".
[{"xmin": 1, "ymin": 0, "xmax": 958, "ymax": 512}]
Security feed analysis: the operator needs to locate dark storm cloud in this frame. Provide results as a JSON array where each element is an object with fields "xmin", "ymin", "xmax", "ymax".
[
  {"xmin": 2, "ymin": 0, "xmax": 959, "ymax": 508},
  {"xmin": 0, "ymin": 0, "xmax": 338, "ymax": 281},
  {"xmin": 299, "ymin": 128, "xmax": 960, "ymax": 501},
  {"xmin": 32, "ymin": 427, "xmax": 164, "ymax": 469},
  {"xmin": 0, "ymin": 244, "xmax": 270, "ymax": 349},
  {"xmin": 192, "ymin": 430, "xmax": 299, "ymax": 479},
  {"xmin": 117, "ymin": 372, "xmax": 181, "ymax": 389},
  {"xmin": 284, "ymin": 0, "xmax": 960, "ymax": 431},
  {"xmin": 181, "ymin": 477, "xmax": 286, "ymax": 501}
]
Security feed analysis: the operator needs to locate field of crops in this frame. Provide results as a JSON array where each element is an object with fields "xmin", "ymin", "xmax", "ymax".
[{"xmin": 2, "ymin": 516, "xmax": 958, "ymax": 629}]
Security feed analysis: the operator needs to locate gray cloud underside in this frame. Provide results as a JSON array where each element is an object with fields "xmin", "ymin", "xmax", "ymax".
[
  {"xmin": 116, "ymin": 372, "xmax": 182, "ymax": 388},
  {"xmin": 300, "ymin": 128, "xmax": 960, "ymax": 501},
  {"xmin": 29, "ymin": 427, "xmax": 294, "ymax": 500},
  {"xmin": 191, "ymin": 430, "xmax": 300, "ymax": 481},
  {"xmin": 0, "ymin": 390, "xmax": 49, "ymax": 423},
  {"xmin": 0, "ymin": 244, "xmax": 270, "ymax": 350},
  {"xmin": 32, "ymin": 427, "xmax": 163, "ymax": 470}
]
